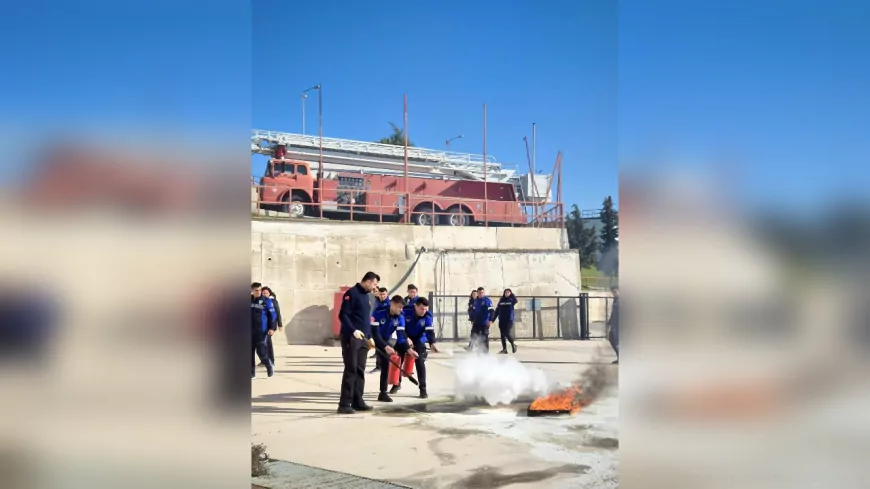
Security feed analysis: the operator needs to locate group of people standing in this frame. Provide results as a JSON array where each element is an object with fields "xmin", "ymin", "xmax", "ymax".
[
  {"xmin": 466, "ymin": 287, "xmax": 519, "ymax": 354},
  {"xmin": 336, "ymin": 274, "xmax": 439, "ymax": 415},
  {"xmin": 250, "ymin": 282, "xmax": 283, "ymax": 379}
]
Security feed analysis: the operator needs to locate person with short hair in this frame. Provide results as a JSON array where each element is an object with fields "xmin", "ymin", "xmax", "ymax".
[
  {"xmin": 371, "ymin": 295, "xmax": 405, "ymax": 402},
  {"xmin": 395, "ymin": 296, "xmax": 437, "ymax": 399},
  {"xmin": 251, "ymin": 282, "xmax": 276, "ymax": 379},
  {"xmin": 404, "ymin": 284, "xmax": 418, "ymax": 305},
  {"xmin": 368, "ymin": 287, "xmax": 390, "ymax": 367},
  {"xmin": 336, "ymin": 271, "xmax": 381, "ymax": 414},
  {"xmin": 469, "ymin": 287, "xmax": 495, "ymax": 353}
]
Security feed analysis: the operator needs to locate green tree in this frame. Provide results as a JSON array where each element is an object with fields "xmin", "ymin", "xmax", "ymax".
[
  {"xmin": 598, "ymin": 196, "xmax": 619, "ymax": 276},
  {"xmin": 565, "ymin": 204, "xmax": 600, "ymax": 268},
  {"xmin": 377, "ymin": 122, "xmax": 415, "ymax": 147}
]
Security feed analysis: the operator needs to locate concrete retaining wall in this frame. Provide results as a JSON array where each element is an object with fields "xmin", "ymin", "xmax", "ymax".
[{"xmin": 252, "ymin": 220, "xmax": 583, "ymax": 345}]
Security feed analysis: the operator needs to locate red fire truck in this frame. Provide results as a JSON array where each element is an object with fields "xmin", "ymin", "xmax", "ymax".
[{"xmin": 252, "ymin": 131, "xmax": 538, "ymax": 227}]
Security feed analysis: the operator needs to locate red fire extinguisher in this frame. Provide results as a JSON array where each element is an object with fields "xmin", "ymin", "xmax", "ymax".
[
  {"xmin": 402, "ymin": 352, "xmax": 416, "ymax": 376},
  {"xmin": 388, "ymin": 353, "xmax": 417, "ymax": 385},
  {"xmin": 387, "ymin": 354, "xmax": 402, "ymax": 385}
]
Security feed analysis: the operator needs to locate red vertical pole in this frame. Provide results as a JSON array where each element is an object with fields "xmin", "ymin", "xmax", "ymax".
[
  {"xmin": 318, "ymin": 86, "xmax": 324, "ymax": 219},
  {"xmin": 404, "ymin": 94, "xmax": 409, "ymax": 222},
  {"xmin": 556, "ymin": 154, "xmax": 565, "ymax": 228},
  {"xmin": 483, "ymin": 103, "xmax": 488, "ymax": 227}
]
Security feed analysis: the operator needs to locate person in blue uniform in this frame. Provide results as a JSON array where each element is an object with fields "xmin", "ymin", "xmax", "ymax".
[
  {"xmin": 404, "ymin": 284, "xmax": 419, "ymax": 305},
  {"xmin": 393, "ymin": 297, "xmax": 438, "ymax": 398},
  {"xmin": 470, "ymin": 287, "xmax": 495, "ymax": 353},
  {"xmin": 464, "ymin": 290, "xmax": 478, "ymax": 350},
  {"xmin": 607, "ymin": 286, "xmax": 619, "ymax": 365},
  {"xmin": 371, "ymin": 295, "xmax": 405, "ymax": 402},
  {"xmin": 336, "ymin": 271, "xmax": 380, "ymax": 414},
  {"xmin": 493, "ymin": 288, "xmax": 518, "ymax": 354},
  {"xmin": 251, "ymin": 282, "xmax": 277, "ymax": 379},
  {"xmin": 368, "ymin": 287, "xmax": 391, "ymax": 369},
  {"xmin": 374, "ymin": 287, "xmax": 390, "ymax": 313}
]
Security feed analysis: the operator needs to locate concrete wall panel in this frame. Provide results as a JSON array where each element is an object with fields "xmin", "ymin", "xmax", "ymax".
[{"xmin": 252, "ymin": 220, "xmax": 581, "ymax": 345}]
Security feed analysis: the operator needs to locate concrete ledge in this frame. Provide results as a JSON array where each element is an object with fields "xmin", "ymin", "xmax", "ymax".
[{"xmin": 253, "ymin": 460, "xmax": 412, "ymax": 489}]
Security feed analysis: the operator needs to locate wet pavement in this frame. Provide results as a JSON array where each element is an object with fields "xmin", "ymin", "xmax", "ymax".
[{"xmin": 252, "ymin": 340, "xmax": 618, "ymax": 489}]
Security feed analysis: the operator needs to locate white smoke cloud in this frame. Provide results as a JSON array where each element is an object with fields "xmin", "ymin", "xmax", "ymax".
[{"xmin": 452, "ymin": 353, "xmax": 552, "ymax": 406}]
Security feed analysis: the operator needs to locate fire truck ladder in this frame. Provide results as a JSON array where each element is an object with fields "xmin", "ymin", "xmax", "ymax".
[{"xmin": 251, "ymin": 130, "xmax": 517, "ymax": 183}]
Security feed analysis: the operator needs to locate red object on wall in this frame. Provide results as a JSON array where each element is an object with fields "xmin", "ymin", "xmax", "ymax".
[
  {"xmin": 387, "ymin": 354, "xmax": 401, "ymax": 385},
  {"xmin": 332, "ymin": 286, "xmax": 351, "ymax": 338}
]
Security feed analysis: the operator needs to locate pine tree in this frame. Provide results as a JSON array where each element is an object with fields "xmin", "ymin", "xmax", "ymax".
[
  {"xmin": 565, "ymin": 205, "xmax": 583, "ymax": 249},
  {"xmin": 565, "ymin": 204, "xmax": 600, "ymax": 268},
  {"xmin": 598, "ymin": 196, "xmax": 619, "ymax": 276}
]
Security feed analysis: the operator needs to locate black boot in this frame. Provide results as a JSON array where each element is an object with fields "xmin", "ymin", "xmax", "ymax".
[
  {"xmin": 389, "ymin": 385, "xmax": 400, "ymax": 395},
  {"xmin": 419, "ymin": 389, "xmax": 428, "ymax": 399},
  {"xmin": 498, "ymin": 349, "xmax": 507, "ymax": 354},
  {"xmin": 377, "ymin": 392, "xmax": 393, "ymax": 402},
  {"xmin": 337, "ymin": 406, "xmax": 355, "ymax": 414},
  {"xmin": 511, "ymin": 343, "xmax": 517, "ymax": 353}
]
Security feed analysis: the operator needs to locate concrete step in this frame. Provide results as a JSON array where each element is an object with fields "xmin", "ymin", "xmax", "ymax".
[{"xmin": 252, "ymin": 460, "xmax": 411, "ymax": 489}]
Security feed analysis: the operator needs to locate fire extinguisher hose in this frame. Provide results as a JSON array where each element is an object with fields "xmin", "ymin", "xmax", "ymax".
[{"xmin": 374, "ymin": 348, "xmax": 419, "ymax": 386}]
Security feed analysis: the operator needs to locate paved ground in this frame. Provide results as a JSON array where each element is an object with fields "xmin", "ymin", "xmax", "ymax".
[{"xmin": 252, "ymin": 339, "xmax": 619, "ymax": 489}]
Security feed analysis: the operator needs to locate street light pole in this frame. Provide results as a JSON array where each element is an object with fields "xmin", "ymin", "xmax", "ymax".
[
  {"xmin": 445, "ymin": 134, "xmax": 463, "ymax": 148},
  {"xmin": 302, "ymin": 84, "xmax": 323, "ymax": 217},
  {"xmin": 301, "ymin": 93, "xmax": 308, "ymax": 135}
]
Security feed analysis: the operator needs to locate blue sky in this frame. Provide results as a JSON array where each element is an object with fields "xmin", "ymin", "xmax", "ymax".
[
  {"xmin": 252, "ymin": 1, "xmax": 618, "ymax": 211},
  {"xmin": 2, "ymin": 1, "xmax": 867, "ymax": 213},
  {"xmin": 620, "ymin": 0, "xmax": 870, "ymax": 211}
]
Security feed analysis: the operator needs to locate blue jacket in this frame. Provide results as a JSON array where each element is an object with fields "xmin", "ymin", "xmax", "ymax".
[
  {"xmin": 399, "ymin": 308, "xmax": 435, "ymax": 344},
  {"xmin": 374, "ymin": 298, "xmax": 390, "ymax": 314},
  {"xmin": 472, "ymin": 296, "xmax": 496, "ymax": 325},
  {"xmin": 371, "ymin": 308, "xmax": 404, "ymax": 350},
  {"xmin": 493, "ymin": 295, "xmax": 518, "ymax": 324},
  {"xmin": 251, "ymin": 295, "xmax": 277, "ymax": 335},
  {"xmin": 339, "ymin": 283, "xmax": 373, "ymax": 339}
]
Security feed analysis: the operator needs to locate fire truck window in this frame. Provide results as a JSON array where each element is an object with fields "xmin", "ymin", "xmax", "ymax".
[
  {"xmin": 281, "ymin": 163, "xmax": 295, "ymax": 174},
  {"xmin": 296, "ymin": 165, "xmax": 308, "ymax": 175}
]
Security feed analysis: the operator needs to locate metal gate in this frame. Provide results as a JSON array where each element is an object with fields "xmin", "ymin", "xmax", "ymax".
[{"xmin": 428, "ymin": 292, "xmax": 612, "ymax": 341}]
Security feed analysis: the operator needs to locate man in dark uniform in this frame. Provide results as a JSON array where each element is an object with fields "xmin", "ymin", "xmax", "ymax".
[
  {"xmin": 337, "ymin": 271, "xmax": 380, "ymax": 414},
  {"xmin": 608, "ymin": 286, "xmax": 620, "ymax": 365},
  {"xmin": 251, "ymin": 282, "xmax": 277, "ymax": 379}
]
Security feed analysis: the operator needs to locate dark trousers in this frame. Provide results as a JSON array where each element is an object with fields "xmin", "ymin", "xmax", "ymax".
[
  {"xmin": 251, "ymin": 333, "xmax": 270, "ymax": 374},
  {"xmin": 608, "ymin": 323, "xmax": 619, "ymax": 359},
  {"xmin": 377, "ymin": 354, "xmax": 390, "ymax": 393},
  {"xmin": 499, "ymin": 321, "xmax": 515, "ymax": 350},
  {"xmin": 396, "ymin": 341, "xmax": 427, "ymax": 391},
  {"xmin": 471, "ymin": 322, "xmax": 490, "ymax": 352},
  {"xmin": 339, "ymin": 335, "xmax": 369, "ymax": 408},
  {"xmin": 267, "ymin": 334, "xmax": 275, "ymax": 364}
]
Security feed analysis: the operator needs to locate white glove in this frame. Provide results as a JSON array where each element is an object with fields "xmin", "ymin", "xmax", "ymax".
[
  {"xmin": 353, "ymin": 330, "xmax": 365, "ymax": 340},
  {"xmin": 367, "ymin": 338, "xmax": 375, "ymax": 350}
]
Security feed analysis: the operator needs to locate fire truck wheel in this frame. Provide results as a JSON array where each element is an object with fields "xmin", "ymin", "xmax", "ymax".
[
  {"xmin": 282, "ymin": 195, "xmax": 307, "ymax": 218},
  {"xmin": 444, "ymin": 208, "xmax": 471, "ymax": 227},
  {"xmin": 412, "ymin": 206, "xmax": 435, "ymax": 226}
]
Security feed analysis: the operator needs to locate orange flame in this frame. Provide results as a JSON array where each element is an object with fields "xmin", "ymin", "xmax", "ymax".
[{"xmin": 529, "ymin": 385, "xmax": 584, "ymax": 414}]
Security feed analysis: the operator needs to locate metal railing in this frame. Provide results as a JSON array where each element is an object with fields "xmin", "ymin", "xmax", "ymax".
[
  {"xmin": 427, "ymin": 293, "xmax": 613, "ymax": 341},
  {"xmin": 252, "ymin": 130, "xmax": 507, "ymax": 174},
  {"xmin": 250, "ymin": 184, "xmax": 565, "ymax": 228}
]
